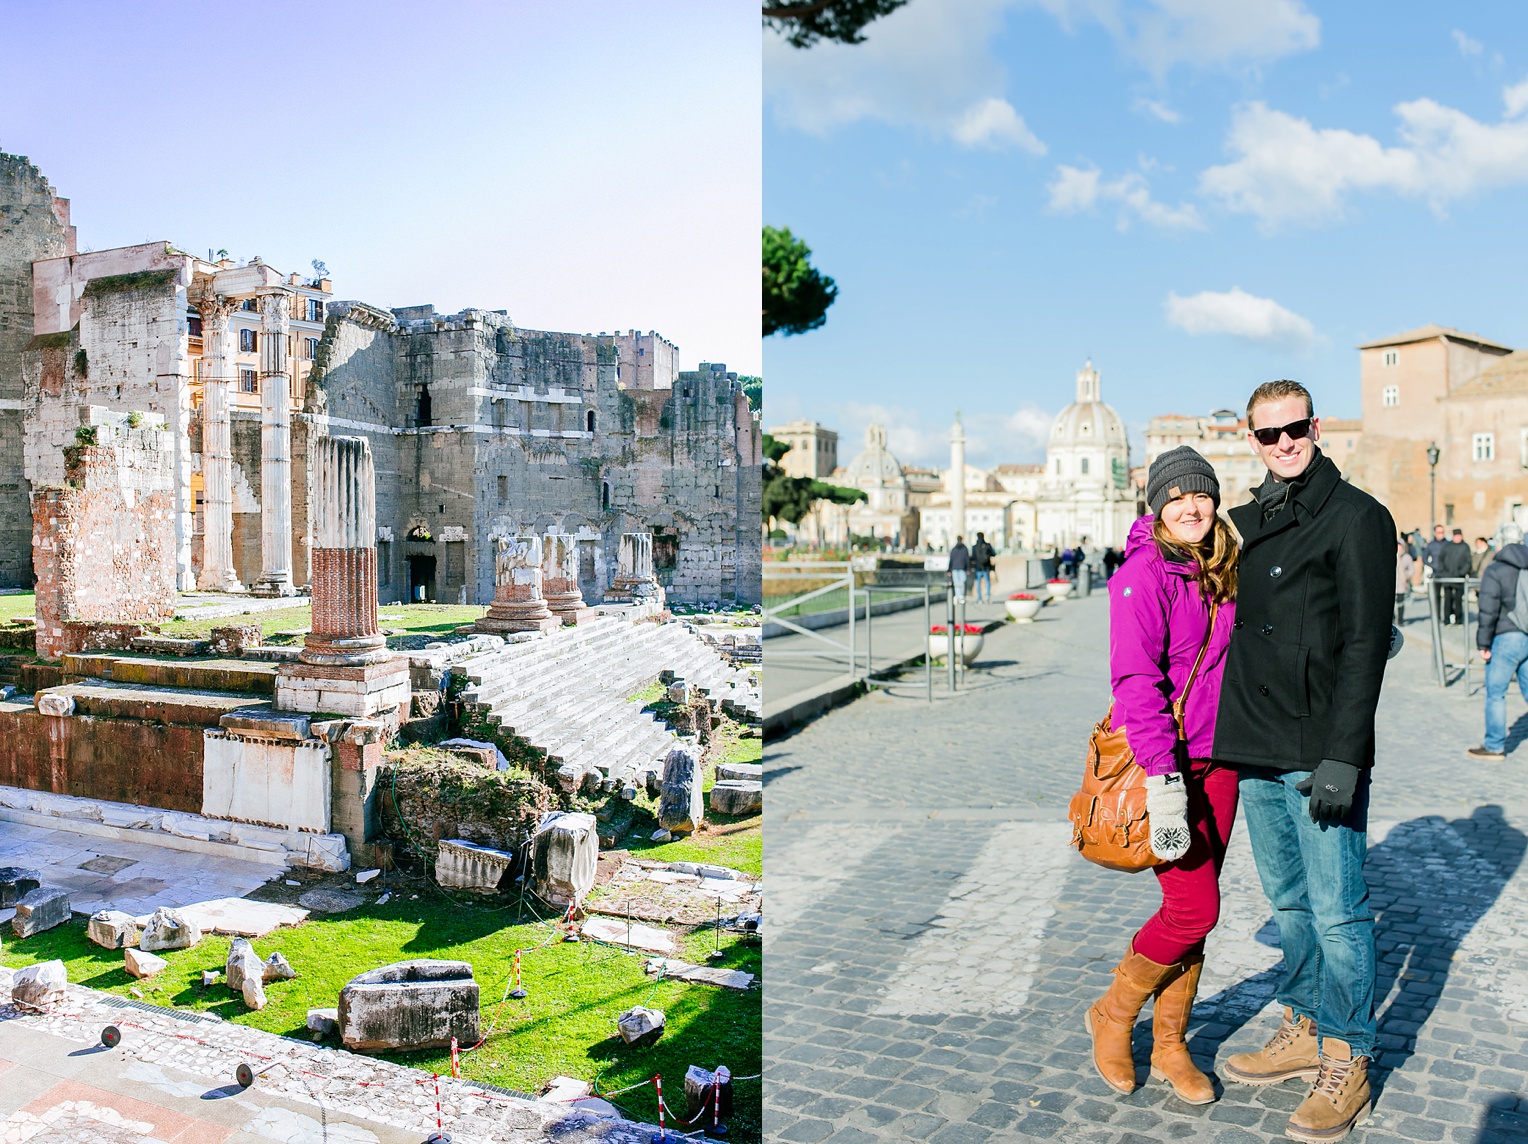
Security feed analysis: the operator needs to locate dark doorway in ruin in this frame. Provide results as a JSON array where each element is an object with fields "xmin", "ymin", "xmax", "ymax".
[
  {"xmin": 416, "ymin": 385, "xmax": 432, "ymax": 427},
  {"xmin": 408, "ymin": 555, "xmax": 437, "ymax": 603},
  {"xmin": 652, "ymin": 529, "xmax": 679, "ymax": 586}
]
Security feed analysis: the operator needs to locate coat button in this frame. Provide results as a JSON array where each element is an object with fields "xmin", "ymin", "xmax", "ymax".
[
  {"xmin": 1262, "ymin": 623, "xmax": 1274, "ymax": 635},
  {"xmin": 1234, "ymin": 619, "xmax": 1244, "ymax": 629},
  {"xmin": 1270, "ymin": 566, "xmax": 1282, "ymax": 578},
  {"xmin": 1259, "ymin": 685, "xmax": 1270, "ymax": 696}
]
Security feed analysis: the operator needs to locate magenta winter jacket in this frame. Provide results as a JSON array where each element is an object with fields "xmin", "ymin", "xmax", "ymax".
[{"xmin": 1108, "ymin": 515, "xmax": 1235, "ymax": 776}]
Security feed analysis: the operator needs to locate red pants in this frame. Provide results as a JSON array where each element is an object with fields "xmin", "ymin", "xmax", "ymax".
[{"xmin": 1132, "ymin": 758, "xmax": 1240, "ymax": 965}]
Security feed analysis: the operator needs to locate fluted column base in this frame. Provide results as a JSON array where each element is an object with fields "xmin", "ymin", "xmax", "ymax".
[{"xmin": 475, "ymin": 592, "xmax": 562, "ymax": 634}]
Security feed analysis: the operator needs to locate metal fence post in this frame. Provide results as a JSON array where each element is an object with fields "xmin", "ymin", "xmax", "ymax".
[
  {"xmin": 1429, "ymin": 577, "xmax": 1445, "ymax": 686},
  {"xmin": 866, "ymin": 586, "xmax": 874, "ymax": 682},
  {"xmin": 924, "ymin": 584, "xmax": 932, "ymax": 702},
  {"xmin": 946, "ymin": 588, "xmax": 956, "ymax": 692},
  {"xmin": 846, "ymin": 571, "xmax": 856, "ymax": 682}
]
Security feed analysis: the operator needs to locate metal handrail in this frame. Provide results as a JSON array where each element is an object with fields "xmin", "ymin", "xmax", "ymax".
[{"xmin": 1427, "ymin": 575, "xmax": 1478, "ymax": 689}]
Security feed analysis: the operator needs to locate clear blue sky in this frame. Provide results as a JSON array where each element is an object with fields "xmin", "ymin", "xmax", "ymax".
[
  {"xmin": 0, "ymin": 0, "xmax": 760, "ymax": 375},
  {"xmin": 765, "ymin": 1, "xmax": 1528, "ymax": 470}
]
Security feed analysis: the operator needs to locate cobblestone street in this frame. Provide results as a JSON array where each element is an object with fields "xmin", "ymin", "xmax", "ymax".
[{"xmin": 765, "ymin": 594, "xmax": 1528, "ymax": 1144}]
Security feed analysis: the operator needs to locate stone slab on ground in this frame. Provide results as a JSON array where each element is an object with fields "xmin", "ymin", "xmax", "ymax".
[
  {"xmin": 11, "ymin": 887, "xmax": 70, "ymax": 937},
  {"xmin": 139, "ymin": 896, "xmax": 308, "ymax": 937},
  {"xmin": 581, "ymin": 915, "xmax": 677, "ymax": 954},
  {"xmin": 644, "ymin": 956, "xmax": 755, "ymax": 990},
  {"xmin": 298, "ymin": 887, "xmax": 365, "ymax": 913},
  {"xmin": 764, "ymin": 593, "xmax": 1528, "ymax": 1144},
  {"xmin": 0, "ymin": 983, "xmax": 655, "ymax": 1142}
]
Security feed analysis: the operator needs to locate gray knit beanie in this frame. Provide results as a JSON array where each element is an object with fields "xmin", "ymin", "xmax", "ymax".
[{"xmin": 1147, "ymin": 446, "xmax": 1220, "ymax": 517}]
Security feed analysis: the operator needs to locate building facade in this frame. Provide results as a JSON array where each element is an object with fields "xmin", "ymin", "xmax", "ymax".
[{"xmin": 767, "ymin": 418, "xmax": 838, "ymax": 479}]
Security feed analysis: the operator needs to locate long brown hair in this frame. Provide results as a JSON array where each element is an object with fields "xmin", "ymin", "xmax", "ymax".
[{"xmin": 1153, "ymin": 515, "xmax": 1239, "ymax": 605}]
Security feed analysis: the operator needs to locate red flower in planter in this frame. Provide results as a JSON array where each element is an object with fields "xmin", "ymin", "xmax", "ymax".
[
  {"xmin": 1047, "ymin": 577, "xmax": 1070, "ymax": 584},
  {"xmin": 1008, "ymin": 592, "xmax": 1037, "ymax": 600},
  {"xmin": 930, "ymin": 624, "xmax": 984, "ymax": 635}
]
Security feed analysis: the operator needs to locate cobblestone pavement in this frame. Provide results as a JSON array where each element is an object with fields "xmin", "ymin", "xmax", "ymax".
[
  {"xmin": 764, "ymin": 595, "xmax": 1528, "ymax": 1143},
  {"xmin": 0, "ymin": 985, "xmax": 652, "ymax": 1144}
]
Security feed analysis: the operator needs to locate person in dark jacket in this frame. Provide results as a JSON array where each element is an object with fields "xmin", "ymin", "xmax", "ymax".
[
  {"xmin": 1422, "ymin": 523, "xmax": 1448, "ymax": 575},
  {"xmin": 970, "ymin": 531, "xmax": 995, "ymax": 602},
  {"xmin": 948, "ymin": 535, "xmax": 970, "ymax": 600},
  {"xmin": 1213, "ymin": 380, "xmax": 1395, "ymax": 1143},
  {"xmin": 1466, "ymin": 541, "xmax": 1528, "ymax": 759},
  {"xmin": 1439, "ymin": 529, "xmax": 1473, "ymax": 624}
]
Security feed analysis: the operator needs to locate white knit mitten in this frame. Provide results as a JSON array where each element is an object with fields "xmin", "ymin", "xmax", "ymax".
[{"xmin": 1145, "ymin": 772, "xmax": 1191, "ymax": 861}]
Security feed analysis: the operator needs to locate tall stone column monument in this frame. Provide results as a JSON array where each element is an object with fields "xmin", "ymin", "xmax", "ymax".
[
  {"xmin": 542, "ymin": 533, "xmax": 594, "ymax": 625},
  {"xmin": 195, "ymin": 295, "xmax": 242, "ymax": 592},
  {"xmin": 475, "ymin": 536, "xmax": 563, "ymax": 634},
  {"xmin": 603, "ymin": 532, "xmax": 663, "ymax": 604},
  {"xmin": 254, "ymin": 291, "xmax": 296, "ymax": 596},
  {"xmin": 275, "ymin": 436, "xmax": 408, "ymax": 722}
]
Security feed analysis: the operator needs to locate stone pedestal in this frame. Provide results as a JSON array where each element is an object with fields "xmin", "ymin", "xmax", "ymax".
[
  {"xmin": 253, "ymin": 291, "xmax": 296, "ymax": 596},
  {"xmin": 542, "ymin": 533, "xmax": 594, "ymax": 625},
  {"xmin": 475, "ymin": 536, "xmax": 562, "ymax": 634},
  {"xmin": 603, "ymin": 531, "xmax": 664, "ymax": 604}
]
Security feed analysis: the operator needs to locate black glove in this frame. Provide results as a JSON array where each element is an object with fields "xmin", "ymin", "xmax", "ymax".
[{"xmin": 1295, "ymin": 759, "xmax": 1361, "ymax": 824}]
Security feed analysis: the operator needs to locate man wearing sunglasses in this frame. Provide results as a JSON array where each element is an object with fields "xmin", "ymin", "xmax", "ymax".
[{"xmin": 1212, "ymin": 380, "xmax": 1396, "ymax": 1144}]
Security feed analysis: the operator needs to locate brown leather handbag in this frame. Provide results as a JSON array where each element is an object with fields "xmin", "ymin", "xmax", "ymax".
[{"xmin": 1069, "ymin": 603, "xmax": 1218, "ymax": 873}]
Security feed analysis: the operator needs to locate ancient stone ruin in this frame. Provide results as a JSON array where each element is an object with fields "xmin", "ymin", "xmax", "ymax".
[
  {"xmin": 337, "ymin": 959, "xmax": 480, "ymax": 1053},
  {"xmin": 542, "ymin": 532, "xmax": 595, "ymax": 625},
  {"xmin": 475, "ymin": 535, "xmax": 562, "ymax": 635}
]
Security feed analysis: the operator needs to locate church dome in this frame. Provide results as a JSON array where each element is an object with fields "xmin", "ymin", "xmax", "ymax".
[
  {"xmin": 1050, "ymin": 360, "xmax": 1127, "ymax": 449},
  {"xmin": 845, "ymin": 422, "xmax": 905, "ymax": 487}
]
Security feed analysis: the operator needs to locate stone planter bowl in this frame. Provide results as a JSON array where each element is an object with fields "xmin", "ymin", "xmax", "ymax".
[
  {"xmin": 1046, "ymin": 581, "xmax": 1074, "ymax": 601},
  {"xmin": 929, "ymin": 633, "xmax": 984, "ymax": 665},
  {"xmin": 1005, "ymin": 598, "xmax": 1043, "ymax": 622}
]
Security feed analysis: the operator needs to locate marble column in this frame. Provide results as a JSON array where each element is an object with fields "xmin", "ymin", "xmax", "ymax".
[
  {"xmin": 196, "ymin": 295, "xmax": 242, "ymax": 592},
  {"xmin": 542, "ymin": 533, "xmax": 594, "ymax": 625},
  {"xmin": 475, "ymin": 536, "xmax": 563, "ymax": 634},
  {"xmin": 302, "ymin": 436, "xmax": 387, "ymax": 665},
  {"xmin": 603, "ymin": 532, "xmax": 661, "ymax": 603},
  {"xmin": 254, "ymin": 291, "xmax": 295, "ymax": 596}
]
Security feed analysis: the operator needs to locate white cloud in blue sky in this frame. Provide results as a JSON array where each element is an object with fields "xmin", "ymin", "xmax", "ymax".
[{"xmin": 1165, "ymin": 288, "xmax": 1316, "ymax": 350}]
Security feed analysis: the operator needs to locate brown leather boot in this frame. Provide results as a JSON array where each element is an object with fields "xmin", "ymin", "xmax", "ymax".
[
  {"xmin": 1148, "ymin": 954, "xmax": 1216, "ymax": 1104},
  {"xmin": 1085, "ymin": 945, "xmax": 1178, "ymax": 1095},
  {"xmin": 1284, "ymin": 1039, "xmax": 1371, "ymax": 1142},
  {"xmin": 1223, "ymin": 1007, "xmax": 1321, "ymax": 1086}
]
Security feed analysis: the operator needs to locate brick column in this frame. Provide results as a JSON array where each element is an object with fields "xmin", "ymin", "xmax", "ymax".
[
  {"xmin": 196, "ymin": 295, "xmax": 242, "ymax": 592},
  {"xmin": 254, "ymin": 291, "xmax": 295, "ymax": 596},
  {"xmin": 302, "ymin": 435, "xmax": 387, "ymax": 665},
  {"xmin": 542, "ymin": 532, "xmax": 593, "ymax": 625},
  {"xmin": 474, "ymin": 535, "xmax": 562, "ymax": 634}
]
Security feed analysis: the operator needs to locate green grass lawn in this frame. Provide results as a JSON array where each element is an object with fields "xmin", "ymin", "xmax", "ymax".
[
  {"xmin": 0, "ymin": 592, "xmax": 34, "ymax": 624},
  {"xmin": 155, "ymin": 602, "xmax": 487, "ymax": 644},
  {"xmin": 0, "ymin": 885, "xmax": 762, "ymax": 1138}
]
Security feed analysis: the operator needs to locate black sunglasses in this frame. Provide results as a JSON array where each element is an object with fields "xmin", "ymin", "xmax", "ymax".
[{"xmin": 1250, "ymin": 417, "xmax": 1313, "ymax": 447}]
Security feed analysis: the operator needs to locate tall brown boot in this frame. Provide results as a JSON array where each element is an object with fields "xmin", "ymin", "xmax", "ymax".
[
  {"xmin": 1085, "ymin": 944, "xmax": 1179, "ymax": 1095},
  {"xmin": 1149, "ymin": 954, "xmax": 1216, "ymax": 1104}
]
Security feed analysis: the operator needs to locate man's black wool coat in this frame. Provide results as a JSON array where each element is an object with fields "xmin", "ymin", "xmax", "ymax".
[{"xmin": 1212, "ymin": 449, "xmax": 1396, "ymax": 773}]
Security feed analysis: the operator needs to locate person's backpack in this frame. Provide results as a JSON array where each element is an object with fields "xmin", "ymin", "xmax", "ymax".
[{"xmin": 1505, "ymin": 566, "xmax": 1528, "ymax": 633}]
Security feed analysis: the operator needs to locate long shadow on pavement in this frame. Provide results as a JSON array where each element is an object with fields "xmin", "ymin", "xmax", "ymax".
[{"xmin": 1184, "ymin": 805, "xmax": 1525, "ymax": 1097}]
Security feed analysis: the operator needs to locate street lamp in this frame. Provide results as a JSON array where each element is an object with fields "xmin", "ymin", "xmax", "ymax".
[{"xmin": 1427, "ymin": 442, "xmax": 1441, "ymax": 531}]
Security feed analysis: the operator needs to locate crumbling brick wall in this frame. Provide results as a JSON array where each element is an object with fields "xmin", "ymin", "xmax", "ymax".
[
  {"xmin": 31, "ymin": 408, "xmax": 177, "ymax": 660},
  {"xmin": 0, "ymin": 154, "xmax": 76, "ymax": 588}
]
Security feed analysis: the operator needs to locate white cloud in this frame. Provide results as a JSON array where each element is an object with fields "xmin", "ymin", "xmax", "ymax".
[
  {"xmin": 1048, "ymin": 164, "xmax": 1204, "ymax": 229},
  {"xmin": 764, "ymin": 0, "xmax": 1046, "ymax": 153},
  {"xmin": 1453, "ymin": 29, "xmax": 1483, "ymax": 58},
  {"xmin": 1033, "ymin": 0, "xmax": 1319, "ymax": 78},
  {"xmin": 1133, "ymin": 96, "xmax": 1182, "ymax": 123},
  {"xmin": 952, "ymin": 97, "xmax": 1047, "ymax": 153},
  {"xmin": 1165, "ymin": 287, "xmax": 1315, "ymax": 349},
  {"xmin": 1505, "ymin": 78, "xmax": 1528, "ymax": 119},
  {"xmin": 834, "ymin": 401, "xmax": 1055, "ymax": 468},
  {"xmin": 1200, "ymin": 95, "xmax": 1528, "ymax": 227}
]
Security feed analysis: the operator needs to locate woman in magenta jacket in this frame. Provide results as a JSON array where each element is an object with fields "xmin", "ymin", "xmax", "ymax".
[{"xmin": 1085, "ymin": 446, "xmax": 1240, "ymax": 1106}]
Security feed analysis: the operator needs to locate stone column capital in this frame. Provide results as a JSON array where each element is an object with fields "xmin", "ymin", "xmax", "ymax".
[
  {"xmin": 195, "ymin": 294, "xmax": 238, "ymax": 325},
  {"xmin": 259, "ymin": 290, "xmax": 291, "ymax": 331}
]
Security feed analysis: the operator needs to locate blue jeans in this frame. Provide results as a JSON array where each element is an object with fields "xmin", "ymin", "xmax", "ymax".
[
  {"xmin": 1238, "ymin": 768, "xmax": 1376, "ymax": 1058},
  {"xmin": 1483, "ymin": 631, "xmax": 1528, "ymax": 752},
  {"xmin": 951, "ymin": 570, "xmax": 967, "ymax": 600},
  {"xmin": 972, "ymin": 569, "xmax": 991, "ymax": 602}
]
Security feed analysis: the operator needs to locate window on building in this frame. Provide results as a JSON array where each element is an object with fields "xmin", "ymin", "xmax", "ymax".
[
  {"xmin": 1382, "ymin": 385, "xmax": 1399, "ymax": 407},
  {"xmin": 602, "ymin": 482, "xmax": 610, "ymax": 510},
  {"xmin": 1383, "ymin": 350, "xmax": 1399, "ymax": 367},
  {"xmin": 188, "ymin": 315, "xmax": 203, "ymax": 339},
  {"xmin": 377, "ymin": 541, "xmax": 391, "ymax": 586},
  {"xmin": 240, "ymin": 369, "xmax": 258, "ymax": 393},
  {"xmin": 1054, "ymin": 458, "xmax": 1062, "ymax": 476},
  {"xmin": 417, "ymin": 385, "xmax": 432, "ymax": 427},
  {"xmin": 1080, "ymin": 457, "xmax": 1090, "ymax": 475},
  {"xmin": 241, "ymin": 299, "xmax": 258, "ymax": 312},
  {"xmin": 1474, "ymin": 432, "xmax": 1495, "ymax": 462},
  {"xmin": 239, "ymin": 328, "xmax": 257, "ymax": 353},
  {"xmin": 307, "ymin": 298, "xmax": 323, "ymax": 322},
  {"xmin": 304, "ymin": 338, "xmax": 319, "ymax": 360},
  {"xmin": 497, "ymin": 475, "xmax": 507, "ymax": 503},
  {"xmin": 586, "ymin": 410, "xmax": 596, "ymax": 433},
  {"xmin": 1445, "ymin": 502, "xmax": 1456, "ymax": 526}
]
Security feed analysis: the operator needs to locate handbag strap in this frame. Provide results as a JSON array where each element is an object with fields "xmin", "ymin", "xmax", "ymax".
[{"xmin": 1171, "ymin": 601, "xmax": 1219, "ymax": 740}]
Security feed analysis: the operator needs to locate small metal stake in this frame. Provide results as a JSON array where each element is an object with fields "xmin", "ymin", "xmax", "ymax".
[{"xmin": 708, "ymin": 896, "xmax": 724, "ymax": 959}]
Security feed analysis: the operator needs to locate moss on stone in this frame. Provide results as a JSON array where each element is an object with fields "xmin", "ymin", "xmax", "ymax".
[{"xmin": 80, "ymin": 269, "xmax": 177, "ymax": 296}]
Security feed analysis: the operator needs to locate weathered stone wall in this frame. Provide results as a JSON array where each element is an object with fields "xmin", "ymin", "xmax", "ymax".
[
  {"xmin": 0, "ymin": 154, "xmax": 75, "ymax": 588},
  {"xmin": 31, "ymin": 410, "xmax": 178, "ymax": 660},
  {"xmin": 0, "ymin": 703, "xmax": 205, "ymax": 812}
]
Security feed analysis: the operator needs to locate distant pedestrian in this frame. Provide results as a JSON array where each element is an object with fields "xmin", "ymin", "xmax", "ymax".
[
  {"xmin": 949, "ymin": 535, "xmax": 970, "ymax": 601},
  {"xmin": 1441, "ymin": 529, "xmax": 1472, "ymax": 624},
  {"xmin": 1061, "ymin": 546, "xmax": 1076, "ymax": 577},
  {"xmin": 1473, "ymin": 536, "xmax": 1495, "ymax": 577},
  {"xmin": 970, "ymin": 531, "xmax": 995, "ymax": 603},
  {"xmin": 1395, "ymin": 539, "xmax": 1414, "ymax": 625},
  {"xmin": 1103, "ymin": 547, "xmax": 1121, "ymax": 580},
  {"xmin": 1467, "ymin": 538, "xmax": 1528, "ymax": 760},
  {"xmin": 1088, "ymin": 445, "xmax": 1238, "ymax": 1107},
  {"xmin": 1423, "ymin": 523, "xmax": 1449, "ymax": 574}
]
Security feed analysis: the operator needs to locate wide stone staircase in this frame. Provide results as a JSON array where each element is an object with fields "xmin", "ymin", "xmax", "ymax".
[{"xmin": 451, "ymin": 616, "xmax": 760, "ymax": 795}]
